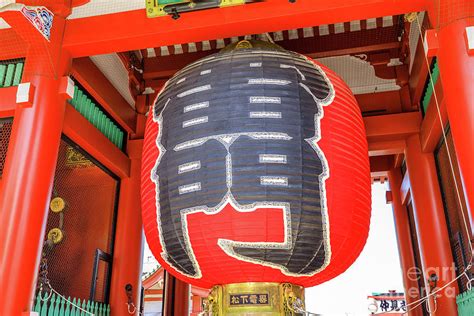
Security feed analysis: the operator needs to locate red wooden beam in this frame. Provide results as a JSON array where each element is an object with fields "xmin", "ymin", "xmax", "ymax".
[
  {"xmin": 71, "ymin": 58, "xmax": 137, "ymax": 133},
  {"xmin": 309, "ymin": 42, "xmax": 400, "ymax": 59},
  {"xmin": 144, "ymin": 297, "xmax": 163, "ymax": 302},
  {"xmin": 370, "ymin": 155, "xmax": 394, "ymax": 177},
  {"xmin": 63, "ymin": 104, "xmax": 130, "ymax": 178},
  {"xmin": 145, "ymin": 289, "xmax": 164, "ymax": 295},
  {"xmin": 368, "ymin": 139, "xmax": 406, "ymax": 157},
  {"xmin": 0, "ymin": 86, "xmax": 19, "ymax": 118},
  {"xmin": 420, "ymin": 78, "xmax": 446, "ymax": 153},
  {"xmin": 62, "ymin": 0, "xmax": 429, "ymax": 57},
  {"xmin": 356, "ymin": 90, "xmax": 403, "ymax": 115},
  {"xmin": 364, "ymin": 112, "xmax": 421, "ymax": 142}
]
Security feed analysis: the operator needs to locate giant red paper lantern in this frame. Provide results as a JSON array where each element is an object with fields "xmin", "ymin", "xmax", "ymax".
[{"xmin": 141, "ymin": 41, "xmax": 371, "ymax": 289}]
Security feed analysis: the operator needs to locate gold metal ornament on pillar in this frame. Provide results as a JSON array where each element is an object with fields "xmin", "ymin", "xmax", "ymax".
[{"xmin": 203, "ymin": 282, "xmax": 305, "ymax": 315}]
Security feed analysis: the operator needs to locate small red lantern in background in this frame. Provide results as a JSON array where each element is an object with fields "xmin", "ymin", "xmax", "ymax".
[{"xmin": 141, "ymin": 41, "xmax": 371, "ymax": 295}]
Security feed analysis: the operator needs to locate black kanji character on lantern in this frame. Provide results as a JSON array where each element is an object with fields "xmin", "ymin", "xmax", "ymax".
[{"xmin": 152, "ymin": 48, "xmax": 333, "ymax": 278}]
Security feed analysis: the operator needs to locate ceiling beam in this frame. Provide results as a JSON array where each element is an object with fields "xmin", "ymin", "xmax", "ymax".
[
  {"xmin": 370, "ymin": 155, "xmax": 395, "ymax": 177},
  {"xmin": 143, "ymin": 36, "xmax": 401, "ymax": 81},
  {"xmin": 364, "ymin": 112, "xmax": 421, "ymax": 143},
  {"xmin": 62, "ymin": 0, "xmax": 429, "ymax": 57}
]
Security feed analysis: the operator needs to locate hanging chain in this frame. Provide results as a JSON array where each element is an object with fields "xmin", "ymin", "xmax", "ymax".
[{"xmin": 37, "ymin": 255, "xmax": 53, "ymax": 302}]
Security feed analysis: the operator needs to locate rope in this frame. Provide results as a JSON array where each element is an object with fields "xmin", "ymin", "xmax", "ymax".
[{"xmin": 49, "ymin": 287, "xmax": 95, "ymax": 316}]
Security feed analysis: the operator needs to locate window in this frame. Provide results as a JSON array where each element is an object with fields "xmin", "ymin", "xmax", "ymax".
[
  {"xmin": 39, "ymin": 137, "xmax": 119, "ymax": 303},
  {"xmin": 435, "ymin": 127, "xmax": 472, "ymax": 292}
]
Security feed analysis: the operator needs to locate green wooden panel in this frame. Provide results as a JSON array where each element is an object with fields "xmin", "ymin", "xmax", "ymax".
[
  {"xmin": 71, "ymin": 298, "xmax": 78, "ymax": 316},
  {"xmin": 75, "ymin": 90, "xmax": 84, "ymax": 114},
  {"xmin": 34, "ymin": 292, "xmax": 41, "ymax": 313},
  {"xmin": 58, "ymin": 297, "xmax": 66, "ymax": 316},
  {"xmin": 0, "ymin": 64, "xmax": 7, "ymax": 87},
  {"xmin": 84, "ymin": 98, "xmax": 93, "ymax": 122},
  {"xmin": 421, "ymin": 59, "xmax": 439, "ymax": 114},
  {"xmin": 105, "ymin": 118, "xmax": 112, "ymax": 140},
  {"xmin": 80, "ymin": 299, "xmax": 86, "ymax": 316},
  {"xmin": 47, "ymin": 293, "xmax": 56, "ymax": 315},
  {"xmin": 4, "ymin": 64, "xmax": 15, "ymax": 87},
  {"xmin": 93, "ymin": 302, "xmax": 99, "ymax": 316},
  {"xmin": 13, "ymin": 62, "xmax": 24, "ymax": 85},
  {"xmin": 64, "ymin": 297, "xmax": 72, "ymax": 316},
  {"xmin": 68, "ymin": 85, "xmax": 125, "ymax": 150}
]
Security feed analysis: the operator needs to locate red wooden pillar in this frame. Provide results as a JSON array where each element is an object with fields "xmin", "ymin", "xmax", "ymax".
[
  {"xmin": 387, "ymin": 169, "xmax": 423, "ymax": 316},
  {"xmin": 162, "ymin": 271, "xmax": 190, "ymax": 316},
  {"xmin": 109, "ymin": 139, "xmax": 145, "ymax": 315},
  {"xmin": 190, "ymin": 295, "xmax": 202, "ymax": 316},
  {"xmin": 0, "ymin": 65, "xmax": 70, "ymax": 314},
  {"xmin": 404, "ymin": 134, "xmax": 458, "ymax": 315},
  {"xmin": 436, "ymin": 16, "xmax": 474, "ymax": 236}
]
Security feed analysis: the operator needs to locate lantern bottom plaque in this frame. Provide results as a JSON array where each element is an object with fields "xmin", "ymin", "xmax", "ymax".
[{"xmin": 204, "ymin": 282, "xmax": 305, "ymax": 315}]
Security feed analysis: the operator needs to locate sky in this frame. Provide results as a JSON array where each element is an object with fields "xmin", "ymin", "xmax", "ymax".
[
  {"xmin": 142, "ymin": 183, "xmax": 404, "ymax": 315},
  {"xmin": 306, "ymin": 183, "xmax": 404, "ymax": 315}
]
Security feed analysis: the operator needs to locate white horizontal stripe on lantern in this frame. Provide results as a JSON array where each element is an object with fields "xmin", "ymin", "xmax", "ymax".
[
  {"xmin": 200, "ymin": 69, "xmax": 211, "ymax": 75},
  {"xmin": 178, "ymin": 161, "xmax": 201, "ymax": 174},
  {"xmin": 248, "ymin": 78, "xmax": 291, "ymax": 85},
  {"xmin": 183, "ymin": 101, "xmax": 209, "ymax": 113},
  {"xmin": 250, "ymin": 62, "xmax": 262, "ymax": 67},
  {"xmin": 259, "ymin": 154, "xmax": 287, "ymax": 164},
  {"xmin": 177, "ymin": 85, "xmax": 211, "ymax": 97},
  {"xmin": 182, "ymin": 116, "xmax": 208, "ymax": 128},
  {"xmin": 249, "ymin": 133, "xmax": 292, "ymax": 141},
  {"xmin": 249, "ymin": 96, "xmax": 281, "ymax": 104},
  {"xmin": 176, "ymin": 77, "xmax": 186, "ymax": 84},
  {"xmin": 260, "ymin": 176, "xmax": 288, "ymax": 186},
  {"xmin": 178, "ymin": 182, "xmax": 201, "ymax": 194},
  {"xmin": 249, "ymin": 112, "xmax": 282, "ymax": 119}
]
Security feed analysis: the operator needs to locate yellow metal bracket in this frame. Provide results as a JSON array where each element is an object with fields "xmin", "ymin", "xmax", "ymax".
[
  {"xmin": 219, "ymin": 0, "xmax": 245, "ymax": 7},
  {"xmin": 146, "ymin": 0, "xmax": 190, "ymax": 18},
  {"xmin": 146, "ymin": 0, "xmax": 246, "ymax": 18}
]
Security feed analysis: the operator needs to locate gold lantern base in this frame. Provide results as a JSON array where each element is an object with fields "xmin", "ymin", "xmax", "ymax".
[{"xmin": 204, "ymin": 282, "xmax": 305, "ymax": 315}]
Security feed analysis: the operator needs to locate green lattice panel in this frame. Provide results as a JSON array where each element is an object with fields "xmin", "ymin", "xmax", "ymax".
[
  {"xmin": 457, "ymin": 289, "xmax": 474, "ymax": 316},
  {"xmin": 421, "ymin": 59, "xmax": 440, "ymax": 114},
  {"xmin": 33, "ymin": 291, "xmax": 111, "ymax": 316},
  {"xmin": 70, "ymin": 85, "xmax": 125, "ymax": 150},
  {"xmin": 0, "ymin": 61, "xmax": 24, "ymax": 88}
]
